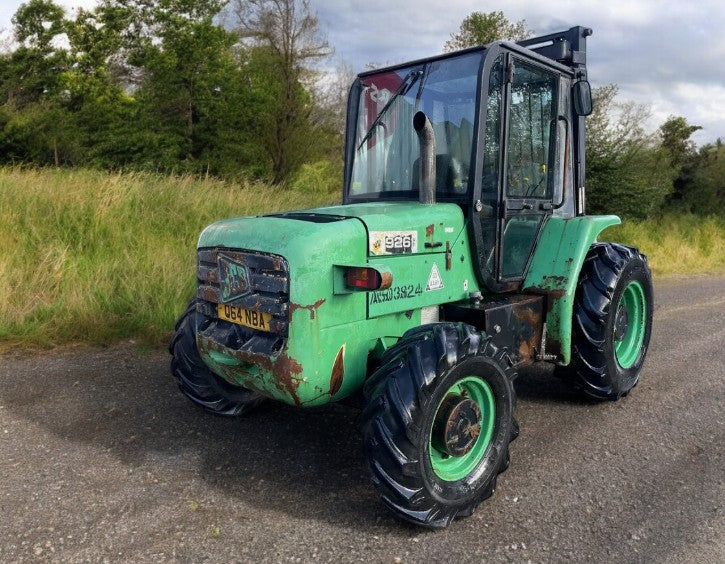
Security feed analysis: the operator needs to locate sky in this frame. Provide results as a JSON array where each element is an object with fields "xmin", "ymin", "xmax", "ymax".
[{"xmin": 1, "ymin": 0, "xmax": 723, "ymax": 145}]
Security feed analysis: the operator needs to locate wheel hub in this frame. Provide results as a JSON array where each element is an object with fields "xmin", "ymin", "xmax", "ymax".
[
  {"xmin": 614, "ymin": 304, "xmax": 629, "ymax": 340},
  {"xmin": 432, "ymin": 394, "xmax": 482, "ymax": 458}
]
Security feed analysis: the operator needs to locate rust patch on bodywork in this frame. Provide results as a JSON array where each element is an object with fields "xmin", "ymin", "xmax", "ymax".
[
  {"xmin": 425, "ymin": 224, "xmax": 435, "ymax": 237},
  {"xmin": 511, "ymin": 296, "xmax": 544, "ymax": 363},
  {"xmin": 524, "ymin": 281, "xmax": 566, "ymax": 314},
  {"xmin": 543, "ymin": 289, "xmax": 566, "ymax": 313},
  {"xmin": 538, "ymin": 275, "xmax": 567, "ymax": 288},
  {"xmin": 197, "ymin": 335, "xmax": 303, "ymax": 405},
  {"xmin": 289, "ymin": 298, "xmax": 325, "ymax": 320},
  {"xmin": 442, "ymin": 294, "xmax": 544, "ymax": 366},
  {"xmin": 329, "ymin": 345, "xmax": 345, "ymax": 396}
]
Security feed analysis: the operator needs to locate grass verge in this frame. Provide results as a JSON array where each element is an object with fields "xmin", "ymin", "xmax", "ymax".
[
  {"xmin": 1, "ymin": 168, "xmax": 722, "ymax": 349},
  {"xmin": 601, "ymin": 214, "xmax": 725, "ymax": 276},
  {"xmin": 0, "ymin": 167, "xmax": 335, "ymax": 349}
]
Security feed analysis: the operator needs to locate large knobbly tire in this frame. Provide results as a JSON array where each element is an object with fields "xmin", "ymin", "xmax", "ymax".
[
  {"xmin": 169, "ymin": 301, "xmax": 264, "ymax": 416},
  {"xmin": 360, "ymin": 323, "xmax": 518, "ymax": 528},
  {"xmin": 561, "ymin": 242, "xmax": 653, "ymax": 401}
]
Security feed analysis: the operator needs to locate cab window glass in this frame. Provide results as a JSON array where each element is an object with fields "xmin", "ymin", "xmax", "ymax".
[{"xmin": 506, "ymin": 61, "xmax": 557, "ymax": 199}]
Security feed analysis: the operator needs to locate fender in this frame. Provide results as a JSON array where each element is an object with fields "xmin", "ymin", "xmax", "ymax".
[{"xmin": 523, "ymin": 215, "xmax": 621, "ymax": 364}]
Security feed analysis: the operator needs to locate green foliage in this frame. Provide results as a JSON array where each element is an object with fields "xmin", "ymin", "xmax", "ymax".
[
  {"xmin": 586, "ymin": 85, "xmax": 676, "ymax": 218},
  {"xmin": 443, "ymin": 11, "xmax": 529, "ymax": 52},
  {"xmin": 232, "ymin": 0, "xmax": 334, "ymax": 182},
  {"xmin": 12, "ymin": 0, "xmax": 66, "ymax": 49},
  {"xmin": 659, "ymin": 115, "xmax": 701, "ymax": 168},
  {"xmin": 660, "ymin": 114, "xmax": 722, "ymax": 215},
  {"xmin": 290, "ymin": 159, "xmax": 342, "ymax": 194},
  {"xmin": 0, "ymin": 0, "xmax": 339, "ymax": 184},
  {"xmin": 0, "ymin": 167, "xmax": 336, "ymax": 348},
  {"xmin": 682, "ymin": 141, "xmax": 725, "ymax": 215}
]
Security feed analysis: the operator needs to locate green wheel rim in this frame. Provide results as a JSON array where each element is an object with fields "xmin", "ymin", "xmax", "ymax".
[
  {"xmin": 429, "ymin": 377, "xmax": 495, "ymax": 481},
  {"xmin": 614, "ymin": 280, "xmax": 647, "ymax": 369}
]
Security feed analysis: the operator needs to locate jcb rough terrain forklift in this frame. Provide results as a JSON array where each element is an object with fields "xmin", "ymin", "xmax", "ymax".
[{"xmin": 171, "ymin": 26, "xmax": 653, "ymax": 528}]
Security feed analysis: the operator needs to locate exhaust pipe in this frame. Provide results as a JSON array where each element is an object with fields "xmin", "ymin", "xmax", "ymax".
[{"xmin": 413, "ymin": 111, "xmax": 436, "ymax": 205}]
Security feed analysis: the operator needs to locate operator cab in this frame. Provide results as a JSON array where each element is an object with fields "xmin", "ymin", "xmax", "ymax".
[{"xmin": 342, "ymin": 27, "xmax": 593, "ymax": 293}]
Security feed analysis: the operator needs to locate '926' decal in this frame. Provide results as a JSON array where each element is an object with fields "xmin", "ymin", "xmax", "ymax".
[{"xmin": 369, "ymin": 230, "xmax": 418, "ymax": 255}]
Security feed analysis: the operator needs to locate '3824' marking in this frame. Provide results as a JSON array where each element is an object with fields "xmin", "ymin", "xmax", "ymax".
[{"xmin": 369, "ymin": 284, "xmax": 423, "ymax": 304}]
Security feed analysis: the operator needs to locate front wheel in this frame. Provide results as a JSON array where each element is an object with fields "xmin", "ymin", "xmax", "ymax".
[
  {"xmin": 561, "ymin": 243, "xmax": 654, "ymax": 400},
  {"xmin": 360, "ymin": 323, "xmax": 518, "ymax": 528}
]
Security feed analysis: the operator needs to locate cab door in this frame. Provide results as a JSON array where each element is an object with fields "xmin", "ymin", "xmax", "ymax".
[{"xmin": 498, "ymin": 56, "xmax": 559, "ymax": 282}]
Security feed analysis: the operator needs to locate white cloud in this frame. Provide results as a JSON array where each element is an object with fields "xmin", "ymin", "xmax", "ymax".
[
  {"xmin": 314, "ymin": 0, "xmax": 725, "ymax": 144},
  {"xmin": 1, "ymin": 0, "xmax": 722, "ymax": 143}
]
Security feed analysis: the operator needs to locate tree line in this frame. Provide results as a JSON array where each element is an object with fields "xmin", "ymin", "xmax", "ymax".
[
  {"xmin": 0, "ymin": 3, "xmax": 721, "ymax": 216},
  {"xmin": 0, "ymin": 0, "xmax": 340, "ymax": 185}
]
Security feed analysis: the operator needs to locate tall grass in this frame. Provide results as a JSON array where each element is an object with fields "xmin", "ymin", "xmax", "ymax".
[
  {"xmin": 1, "ymin": 168, "xmax": 722, "ymax": 349},
  {"xmin": 601, "ymin": 214, "xmax": 725, "ymax": 276},
  {"xmin": 0, "ymin": 167, "xmax": 336, "ymax": 348}
]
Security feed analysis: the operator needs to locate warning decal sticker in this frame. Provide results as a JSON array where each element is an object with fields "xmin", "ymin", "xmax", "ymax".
[{"xmin": 426, "ymin": 263, "xmax": 444, "ymax": 291}]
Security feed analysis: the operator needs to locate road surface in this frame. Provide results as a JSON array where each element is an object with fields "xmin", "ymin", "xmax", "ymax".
[{"xmin": 1, "ymin": 275, "xmax": 723, "ymax": 562}]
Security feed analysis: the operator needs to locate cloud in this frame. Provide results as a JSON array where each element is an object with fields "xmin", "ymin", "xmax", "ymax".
[
  {"xmin": 314, "ymin": 0, "xmax": 725, "ymax": 143},
  {"xmin": 1, "ymin": 0, "xmax": 721, "ymax": 143}
]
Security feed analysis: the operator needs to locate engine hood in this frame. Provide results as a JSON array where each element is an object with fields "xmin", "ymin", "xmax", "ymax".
[
  {"xmin": 198, "ymin": 213, "xmax": 364, "ymax": 261},
  {"xmin": 199, "ymin": 201, "xmax": 466, "ymax": 258},
  {"xmin": 282, "ymin": 201, "xmax": 466, "ymax": 256}
]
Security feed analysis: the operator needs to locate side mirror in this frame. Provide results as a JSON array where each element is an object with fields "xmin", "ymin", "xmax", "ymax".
[{"xmin": 573, "ymin": 80, "xmax": 593, "ymax": 116}]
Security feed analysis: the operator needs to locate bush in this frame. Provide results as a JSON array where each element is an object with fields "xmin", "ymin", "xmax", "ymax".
[
  {"xmin": 289, "ymin": 160, "xmax": 342, "ymax": 195},
  {"xmin": 585, "ymin": 85, "xmax": 676, "ymax": 218}
]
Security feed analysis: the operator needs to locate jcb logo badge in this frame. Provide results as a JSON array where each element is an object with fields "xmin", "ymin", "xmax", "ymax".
[{"xmin": 218, "ymin": 254, "xmax": 252, "ymax": 302}]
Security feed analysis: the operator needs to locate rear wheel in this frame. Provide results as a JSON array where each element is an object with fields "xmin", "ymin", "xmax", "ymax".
[
  {"xmin": 170, "ymin": 301, "xmax": 264, "ymax": 416},
  {"xmin": 561, "ymin": 243, "xmax": 653, "ymax": 400},
  {"xmin": 360, "ymin": 323, "xmax": 518, "ymax": 528}
]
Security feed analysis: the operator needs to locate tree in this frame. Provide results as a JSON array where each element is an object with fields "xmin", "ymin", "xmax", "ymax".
[
  {"xmin": 586, "ymin": 85, "xmax": 675, "ymax": 218},
  {"xmin": 667, "ymin": 138, "xmax": 724, "ymax": 215},
  {"xmin": 86, "ymin": 0, "xmax": 254, "ymax": 174},
  {"xmin": 687, "ymin": 141, "xmax": 725, "ymax": 215},
  {"xmin": 0, "ymin": 0, "xmax": 78, "ymax": 165},
  {"xmin": 656, "ymin": 115, "xmax": 703, "ymax": 211},
  {"xmin": 443, "ymin": 11, "xmax": 529, "ymax": 52},
  {"xmin": 659, "ymin": 115, "xmax": 701, "ymax": 168},
  {"xmin": 230, "ymin": 0, "xmax": 332, "ymax": 183},
  {"xmin": 4, "ymin": 0, "xmax": 69, "ymax": 107},
  {"xmin": 12, "ymin": 0, "xmax": 65, "ymax": 51}
]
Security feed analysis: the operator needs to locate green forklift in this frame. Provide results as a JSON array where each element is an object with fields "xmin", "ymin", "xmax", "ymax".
[{"xmin": 170, "ymin": 26, "xmax": 653, "ymax": 528}]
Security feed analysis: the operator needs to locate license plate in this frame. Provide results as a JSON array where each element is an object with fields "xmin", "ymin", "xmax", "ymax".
[{"xmin": 217, "ymin": 304, "xmax": 272, "ymax": 332}]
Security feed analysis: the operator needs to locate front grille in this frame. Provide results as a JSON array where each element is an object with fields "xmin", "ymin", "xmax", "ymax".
[{"xmin": 196, "ymin": 247, "xmax": 290, "ymax": 335}]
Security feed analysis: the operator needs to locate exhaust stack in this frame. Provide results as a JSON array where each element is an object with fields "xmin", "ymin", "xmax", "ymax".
[{"xmin": 413, "ymin": 111, "xmax": 436, "ymax": 205}]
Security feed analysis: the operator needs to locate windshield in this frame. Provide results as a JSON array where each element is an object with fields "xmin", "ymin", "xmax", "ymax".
[{"xmin": 349, "ymin": 51, "xmax": 482, "ymax": 199}]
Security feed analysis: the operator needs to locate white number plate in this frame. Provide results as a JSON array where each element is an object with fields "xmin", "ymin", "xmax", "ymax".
[{"xmin": 369, "ymin": 230, "xmax": 418, "ymax": 255}]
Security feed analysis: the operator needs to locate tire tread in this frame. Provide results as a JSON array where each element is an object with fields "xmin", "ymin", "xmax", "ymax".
[{"xmin": 360, "ymin": 322, "xmax": 518, "ymax": 528}]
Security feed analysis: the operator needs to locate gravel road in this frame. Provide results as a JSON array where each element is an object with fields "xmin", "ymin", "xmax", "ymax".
[{"xmin": 1, "ymin": 275, "xmax": 723, "ymax": 563}]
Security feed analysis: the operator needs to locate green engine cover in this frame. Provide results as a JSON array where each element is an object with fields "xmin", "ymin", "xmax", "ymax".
[{"xmin": 196, "ymin": 202, "xmax": 482, "ymax": 407}]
